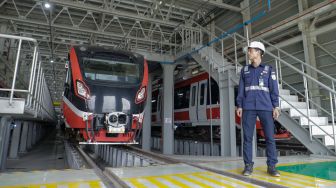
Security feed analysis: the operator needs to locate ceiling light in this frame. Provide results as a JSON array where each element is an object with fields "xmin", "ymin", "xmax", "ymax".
[
  {"xmin": 159, "ymin": 1, "xmax": 162, "ymax": 5},
  {"xmin": 44, "ymin": 2, "xmax": 51, "ymax": 9},
  {"xmin": 50, "ymin": 59, "xmax": 54, "ymax": 63}
]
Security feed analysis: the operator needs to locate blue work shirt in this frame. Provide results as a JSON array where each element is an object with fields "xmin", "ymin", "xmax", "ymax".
[{"xmin": 236, "ymin": 63, "xmax": 279, "ymax": 111}]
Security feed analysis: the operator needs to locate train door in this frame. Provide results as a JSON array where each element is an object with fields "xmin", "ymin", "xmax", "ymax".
[
  {"xmin": 197, "ymin": 80, "xmax": 207, "ymax": 121},
  {"xmin": 189, "ymin": 83, "xmax": 198, "ymax": 123}
]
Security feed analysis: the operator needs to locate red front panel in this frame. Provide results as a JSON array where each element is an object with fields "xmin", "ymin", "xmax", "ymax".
[
  {"xmin": 81, "ymin": 129, "xmax": 136, "ymax": 142},
  {"xmin": 63, "ymin": 100, "xmax": 88, "ymax": 129}
]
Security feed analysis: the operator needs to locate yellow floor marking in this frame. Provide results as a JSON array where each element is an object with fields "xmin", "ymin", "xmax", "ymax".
[
  {"xmin": 276, "ymin": 170, "xmax": 335, "ymax": 185},
  {"xmin": 45, "ymin": 184, "xmax": 57, "ymax": 188},
  {"xmin": 204, "ymin": 172, "xmax": 261, "ymax": 188},
  {"xmin": 145, "ymin": 177, "xmax": 170, "ymax": 188},
  {"xmin": 160, "ymin": 175, "xmax": 193, "ymax": 188},
  {"xmin": 252, "ymin": 169, "xmax": 318, "ymax": 187},
  {"xmin": 191, "ymin": 173, "xmax": 235, "ymax": 188},
  {"xmin": 248, "ymin": 173, "xmax": 304, "ymax": 188},
  {"xmin": 127, "ymin": 179, "xmax": 148, "ymax": 188},
  {"xmin": 88, "ymin": 181, "xmax": 102, "ymax": 188},
  {"xmin": 0, "ymin": 180, "xmax": 103, "ymax": 188},
  {"xmin": 174, "ymin": 174, "xmax": 213, "ymax": 188},
  {"xmin": 65, "ymin": 182, "xmax": 81, "ymax": 188}
]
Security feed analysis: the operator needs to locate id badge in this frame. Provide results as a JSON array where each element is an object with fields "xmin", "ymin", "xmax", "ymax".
[{"xmin": 259, "ymin": 76, "xmax": 264, "ymax": 87}]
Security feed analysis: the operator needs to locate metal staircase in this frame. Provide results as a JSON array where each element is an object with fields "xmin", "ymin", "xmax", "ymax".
[{"xmin": 176, "ymin": 24, "xmax": 336, "ymax": 156}]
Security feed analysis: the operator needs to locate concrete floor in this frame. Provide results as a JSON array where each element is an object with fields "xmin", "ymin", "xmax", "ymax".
[
  {"xmin": 109, "ymin": 155, "xmax": 336, "ymax": 188},
  {"xmin": 6, "ymin": 129, "xmax": 68, "ymax": 171},
  {"xmin": 3, "ymin": 129, "xmax": 336, "ymax": 188},
  {"xmin": 1, "ymin": 129, "xmax": 106, "ymax": 188}
]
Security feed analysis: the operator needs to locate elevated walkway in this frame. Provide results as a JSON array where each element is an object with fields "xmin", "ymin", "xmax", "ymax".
[
  {"xmin": 0, "ymin": 34, "xmax": 56, "ymax": 122},
  {"xmin": 0, "ymin": 34, "xmax": 57, "ymax": 171}
]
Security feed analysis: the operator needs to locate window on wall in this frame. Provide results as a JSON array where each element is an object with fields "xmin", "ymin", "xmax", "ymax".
[{"xmin": 174, "ymin": 86, "xmax": 190, "ymax": 109}]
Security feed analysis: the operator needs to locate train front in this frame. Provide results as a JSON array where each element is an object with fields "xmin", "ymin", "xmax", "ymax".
[{"xmin": 62, "ymin": 46, "xmax": 148, "ymax": 144}]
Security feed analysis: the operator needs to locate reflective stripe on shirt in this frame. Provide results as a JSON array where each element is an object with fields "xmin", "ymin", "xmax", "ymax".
[{"xmin": 245, "ymin": 85, "xmax": 270, "ymax": 92}]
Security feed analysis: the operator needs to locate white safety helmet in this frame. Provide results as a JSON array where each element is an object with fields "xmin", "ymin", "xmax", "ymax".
[{"xmin": 247, "ymin": 41, "xmax": 265, "ymax": 54}]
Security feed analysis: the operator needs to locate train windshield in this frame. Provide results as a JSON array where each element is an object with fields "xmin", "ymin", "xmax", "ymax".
[{"xmin": 82, "ymin": 57, "xmax": 140, "ymax": 84}]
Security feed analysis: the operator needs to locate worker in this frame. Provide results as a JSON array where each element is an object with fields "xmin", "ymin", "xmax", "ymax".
[{"xmin": 236, "ymin": 41, "xmax": 281, "ymax": 177}]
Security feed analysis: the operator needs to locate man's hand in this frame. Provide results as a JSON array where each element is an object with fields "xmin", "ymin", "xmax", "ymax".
[
  {"xmin": 237, "ymin": 108, "xmax": 243, "ymax": 118},
  {"xmin": 273, "ymin": 107, "xmax": 281, "ymax": 119}
]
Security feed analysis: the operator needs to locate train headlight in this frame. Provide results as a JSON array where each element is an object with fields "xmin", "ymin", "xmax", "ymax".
[
  {"xmin": 108, "ymin": 114, "xmax": 118, "ymax": 123},
  {"xmin": 76, "ymin": 80, "xmax": 90, "ymax": 99},
  {"xmin": 135, "ymin": 86, "xmax": 146, "ymax": 104}
]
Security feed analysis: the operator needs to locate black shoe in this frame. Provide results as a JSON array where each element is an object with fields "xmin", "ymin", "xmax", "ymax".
[
  {"xmin": 267, "ymin": 166, "xmax": 280, "ymax": 177},
  {"xmin": 242, "ymin": 164, "xmax": 253, "ymax": 176}
]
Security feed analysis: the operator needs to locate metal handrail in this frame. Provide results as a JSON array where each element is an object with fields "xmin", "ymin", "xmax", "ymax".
[
  {"xmin": 281, "ymin": 80, "xmax": 333, "ymax": 118},
  {"xmin": 0, "ymin": 33, "xmax": 55, "ymax": 121},
  {"xmin": 279, "ymin": 95, "xmax": 335, "ymax": 141},
  {"xmin": 234, "ymin": 33, "xmax": 336, "ymax": 89},
  {"xmin": 231, "ymin": 33, "xmax": 336, "ymax": 95}
]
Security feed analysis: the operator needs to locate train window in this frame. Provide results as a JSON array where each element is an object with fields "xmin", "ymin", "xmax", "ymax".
[
  {"xmin": 191, "ymin": 86, "xmax": 196, "ymax": 106},
  {"xmin": 174, "ymin": 86, "xmax": 190, "ymax": 109},
  {"xmin": 82, "ymin": 57, "xmax": 140, "ymax": 84},
  {"xmin": 200, "ymin": 83, "xmax": 205, "ymax": 105},
  {"xmin": 207, "ymin": 79, "xmax": 220, "ymax": 105}
]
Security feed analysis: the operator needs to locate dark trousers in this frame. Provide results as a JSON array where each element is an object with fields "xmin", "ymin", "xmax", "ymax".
[{"xmin": 242, "ymin": 110, "xmax": 278, "ymax": 167}]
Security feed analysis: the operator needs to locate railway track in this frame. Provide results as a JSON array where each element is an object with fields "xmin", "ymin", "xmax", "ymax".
[{"xmin": 69, "ymin": 141, "xmax": 287, "ymax": 188}]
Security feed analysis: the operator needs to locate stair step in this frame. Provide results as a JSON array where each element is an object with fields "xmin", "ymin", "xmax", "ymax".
[
  {"xmin": 295, "ymin": 116, "xmax": 328, "ymax": 126},
  {"xmin": 279, "ymin": 89, "xmax": 290, "ymax": 95},
  {"xmin": 280, "ymin": 95, "xmax": 298, "ymax": 102},
  {"xmin": 281, "ymin": 101, "xmax": 307, "ymax": 109},
  {"xmin": 285, "ymin": 108, "xmax": 318, "ymax": 117},
  {"xmin": 311, "ymin": 125, "xmax": 336, "ymax": 136},
  {"xmin": 316, "ymin": 135, "xmax": 336, "ymax": 146}
]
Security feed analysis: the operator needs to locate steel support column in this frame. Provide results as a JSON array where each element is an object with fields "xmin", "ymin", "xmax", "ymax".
[
  {"xmin": 0, "ymin": 116, "xmax": 12, "ymax": 171},
  {"xmin": 26, "ymin": 122, "xmax": 33, "ymax": 150},
  {"xmin": 32, "ymin": 123, "xmax": 37, "ymax": 145},
  {"xmin": 142, "ymin": 74, "xmax": 152, "ymax": 151},
  {"xmin": 299, "ymin": 0, "xmax": 321, "ymax": 109},
  {"xmin": 219, "ymin": 71, "xmax": 237, "ymax": 156},
  {"xmin": 162, "ymin": 64, "xmax": 175, "ymax": 155},
  {"xmin": 8, "ymin": 120, "xmax": 22, "ymax": 159},
  {"xmin": 19, "ymin": 121, "xmax": 29, "ymax": 153}
]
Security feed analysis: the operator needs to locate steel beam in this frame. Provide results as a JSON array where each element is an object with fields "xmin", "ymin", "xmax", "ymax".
[
  {"xmin": 0, "ymin": 15, "xmax": 177, "ymax": 47},
  {"xmin": 200, "ymin": 0, "xmax": 241, "ymax": 12},
  {"xmin": 252, "ymin": 0, "xmax": 336, "ymax": 39},
  {"xmin": 49, "ymin": 0, "xmax": 179, "ymax": 27}
]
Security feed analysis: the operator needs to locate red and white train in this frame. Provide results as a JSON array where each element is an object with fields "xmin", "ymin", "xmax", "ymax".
[
  {"xmin": 62, "ymin": 46, "xmax": 148, "ymax": 144},
  {"xmin": 151, "ymin": 72, "xmax": 290, "ymax": 140}
]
